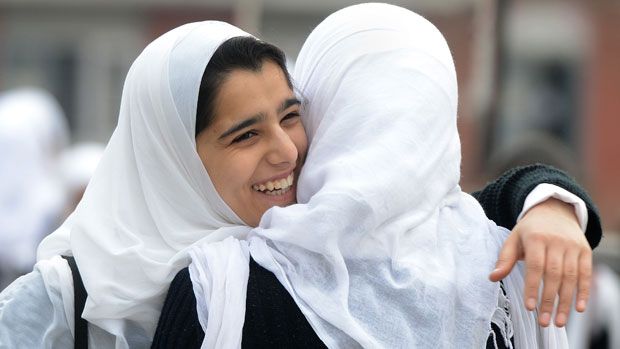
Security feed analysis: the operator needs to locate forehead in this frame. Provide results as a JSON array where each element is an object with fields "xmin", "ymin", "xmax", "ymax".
[{"xmin": 210, "ymin": 61, "xmax": 293, "ymax": 129}]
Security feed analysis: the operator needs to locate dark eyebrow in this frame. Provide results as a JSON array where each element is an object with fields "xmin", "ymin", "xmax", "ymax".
[
  {"xmin": 279, "ymin": 97, "xmax": 301, "ymax": 113},
  {"xmin": 218, "ymin": 114, "xmax": 265, "ymax": 140},
  {"xmin": 217, "ymin": 98, "xmax": 300, "ymax": 141}
]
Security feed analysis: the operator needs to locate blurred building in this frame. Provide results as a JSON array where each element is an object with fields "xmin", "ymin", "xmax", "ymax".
[{"xmin": 0, "ymin": 0, "xmax": 618, "ymax": 231}]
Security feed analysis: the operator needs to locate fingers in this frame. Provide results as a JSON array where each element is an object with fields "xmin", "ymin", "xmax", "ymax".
[
  {"xmin": 523, "ymin": 235, "xmax": 546, "ymax": 312},
  {"xmin": 538, "ymin": 246, "xmax": 564, "ymax": 327},
  {"xmin": 575, "ymin": 249, "xmax": 592, "ymax": 312},
  {"xmin": 489, "ymin": 232, "xmax": 520, "ymax": 282},
  {"xmin": 554, "ymin": 248, "xmax": 579, "ymax": 327},
  {"xmin": 512, "ymin": 197, "xmax": 594, "ymax": 328}
]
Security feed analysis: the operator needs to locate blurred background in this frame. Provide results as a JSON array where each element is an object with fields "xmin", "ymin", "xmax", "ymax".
[{"xmin": 0, "ymin": 0, "xmax": 618, "ymax": 346}]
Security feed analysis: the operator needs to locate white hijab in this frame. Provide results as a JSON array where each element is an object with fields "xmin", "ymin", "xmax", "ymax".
[
  {"xmin": 190, "ymin": 3, "xmax": 567, "ymax": 348},
  {"xmin": 0, "ymin": 88, "xmax": 68, "ymax": 274},
  {"xmin": 36, "ymin": 22, "xmax": 253, "ymax": 345}
]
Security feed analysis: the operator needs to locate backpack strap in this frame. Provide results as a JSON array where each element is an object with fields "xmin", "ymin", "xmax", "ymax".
[{"xmin": 62, "ymin": 255, "xmax": 89, "ymax": 349}]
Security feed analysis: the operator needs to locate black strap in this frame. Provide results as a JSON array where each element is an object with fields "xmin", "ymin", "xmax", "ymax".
[{"xmin": 62, "ymin": 256, "xmax": 89, "ymax": 349}]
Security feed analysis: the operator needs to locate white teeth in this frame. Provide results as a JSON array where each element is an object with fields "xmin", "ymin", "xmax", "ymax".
[
  {"xmin": 254, "ymin": 173, "xmax": 295, "ymax": 194},
  {"xmin": 265, "ymin": 187, "xmax": 290, "ymax": 196}
]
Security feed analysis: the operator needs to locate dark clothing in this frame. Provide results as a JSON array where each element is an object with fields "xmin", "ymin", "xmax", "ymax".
[
  {"xmin": 149, "ymin": 268, "xmax": 205, "ymax": 349},
  {"xmin": 151, "ymin": 164, "xmax": 603, "ymax": 348},
  {"xmin": 152, "ymin": 259, "xmax": 326, "ymax": 349},
  {"xmin": 473, "ymin": 164, "xmax": 602, "ymax": 249}
]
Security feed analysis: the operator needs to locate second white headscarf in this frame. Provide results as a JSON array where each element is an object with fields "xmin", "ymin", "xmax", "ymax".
[{"xmin": 253, "ymin": 3, "xmax": 504, "ymax": 347}]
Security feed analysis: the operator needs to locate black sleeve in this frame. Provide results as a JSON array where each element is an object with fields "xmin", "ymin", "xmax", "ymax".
[
  {"xmin": 152, "ymin": 268, "xmax": 204, "ymax": 349},
  {"xmin": 472, "ymin": 164, "xmax": 602, "ymax": 249}
]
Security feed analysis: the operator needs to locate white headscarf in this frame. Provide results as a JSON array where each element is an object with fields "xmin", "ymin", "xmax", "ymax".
[
  {"xmin": 36, "ymin": 22, "xmax": 253, "ymax": 345},
  {"xmin": 190, "ymin": 3, "xmax": 567, "ymax": 348},
  {"xmin": 0, "ymin": 88, "xmax": 68, "ymax": 275}
]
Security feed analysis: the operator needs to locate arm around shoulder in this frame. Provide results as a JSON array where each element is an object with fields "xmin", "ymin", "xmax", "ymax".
[{"xmin": 472, "ymin": 163, "xmax": 602, "ymax": 249}]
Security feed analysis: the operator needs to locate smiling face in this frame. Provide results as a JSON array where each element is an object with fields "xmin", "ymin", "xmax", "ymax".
[{"xmin": 196, "ymin": 61, "xmax": 308, "ymax": 227}]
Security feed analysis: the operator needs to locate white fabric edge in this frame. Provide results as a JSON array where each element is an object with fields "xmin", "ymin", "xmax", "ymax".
[
  {"xmin": 518, "ymin": 183, "xmax": 588, "ymax": 232},
  {"xmin": 189, "ymin": 237, "xmax": 250, "ymax": 349},
  {"xmin": 35, "ymin": 256, "xmax": 75, "ymax": 338}
]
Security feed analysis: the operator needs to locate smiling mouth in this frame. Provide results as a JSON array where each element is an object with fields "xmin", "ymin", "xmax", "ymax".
[{"xmin": 252, "ymin": 173, "xmax": 294, "ymax": 196}]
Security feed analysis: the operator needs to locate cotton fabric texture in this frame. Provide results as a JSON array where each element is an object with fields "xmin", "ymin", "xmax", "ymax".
[
  {"xmin": 36, "ymin": 22, "xmax": 252, "ymax": 346},
  {"xmin": 189, "ymin": 3, "xmax": 568, "ymax": 349}
]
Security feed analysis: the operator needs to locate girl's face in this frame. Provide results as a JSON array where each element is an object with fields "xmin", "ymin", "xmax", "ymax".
[{"xmin": 196, "ymin": 61, "xmax": 308, "ymax": 227}]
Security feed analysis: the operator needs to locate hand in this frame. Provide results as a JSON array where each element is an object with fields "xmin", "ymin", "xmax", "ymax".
[{"xmin": 488, "ymin": 198, "xmax": 592, "ymax": 327}]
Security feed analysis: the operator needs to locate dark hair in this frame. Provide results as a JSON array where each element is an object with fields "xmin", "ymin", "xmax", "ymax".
[{"xmin": 195, "ymin": 36, "xmax": 292, "ymax": 136}]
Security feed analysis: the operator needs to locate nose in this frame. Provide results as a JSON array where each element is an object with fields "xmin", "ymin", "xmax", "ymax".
[{"xmin": 265, "ymin": 127, "xmax": 298, "ymax": 167}]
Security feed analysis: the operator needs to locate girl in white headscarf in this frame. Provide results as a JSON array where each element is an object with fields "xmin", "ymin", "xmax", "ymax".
[
  {"xmin": 0, "ymin": 88, "xmax": 69, "ymax": 288},
  {"xmin": 0, "ymin": 8, "xmax": 596, "ymax": 349},
  {"xmin": 0, "ymin": 22, "xmax": 270, "ymax": 348}
]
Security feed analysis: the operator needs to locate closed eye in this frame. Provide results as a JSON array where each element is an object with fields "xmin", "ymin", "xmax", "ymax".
[
  {"xmin": 231, "ymin": 130, "xmax": 257, "ymax": 144},
  {"xmin": 281, "ymin": 112, "xmax": 300, "ymax": 126}
]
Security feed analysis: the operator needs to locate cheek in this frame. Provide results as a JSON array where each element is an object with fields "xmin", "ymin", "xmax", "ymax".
[
  {"xmin": 212, "ymin": 163, "xmax": 241, "ymax": 192},
  {"xmin": 199, "ymin": 148, "xmax": 244, "ymax": 197},
  {"xmin": 291, "ymin": 125, "xmax": 309, "ymax": 157},
  {"xmin": 212, "ymin": 152, "xmax": 262, "ymax": 193}
]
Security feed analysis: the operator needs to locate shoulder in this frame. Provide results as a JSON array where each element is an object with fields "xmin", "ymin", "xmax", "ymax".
[
  {"xmin": 0, "ymin": 270, "xmax": 50, "ymax": 319},
  {"xmin": 153, "ymin": 267, "xmax": 204, "ymax": 349},
  {"xmin": 0, "ymin": 269, "xmax": 73, "ymax": 348}
]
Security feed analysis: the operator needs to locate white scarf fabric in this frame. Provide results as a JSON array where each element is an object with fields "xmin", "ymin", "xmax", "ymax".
[
  {"xmin": 36, "ymin": 22, "xmax": 253, "ymax": 346},
  {"xmin": 0, "ymin": 88, "xmax": 68, "ymax": 274},
  {"xmin": 190, "ymin": 3, "xmax": 567, "ymax": 348}
]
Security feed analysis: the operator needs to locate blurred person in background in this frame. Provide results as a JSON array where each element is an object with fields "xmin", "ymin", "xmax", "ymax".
[
  {"xmin": 487, "ymin": 132, "xmax": 581, "ymax": 181},
  {"xmin": 59, "ymin": 142, "xmax": 105, "ymax": 218},
  {"xmin": 0, "ymin": 88, "xmax": 69, "ymax": 289},
  {"xmin": 566, "ymin": 219, "xmax": 620, "ymax": 349},
  {"xmin": 567, "ymin": 263, "xmax": 620, "ymax": 349}
]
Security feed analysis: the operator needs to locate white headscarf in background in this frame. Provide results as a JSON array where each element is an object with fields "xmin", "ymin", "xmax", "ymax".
[
  {"xmin": 36, "ymin": 22, "xmax": 252, "ymax": 345},
  {"xmin": 0, "ymin": 88, "xmax": 68, "ymax": 275},
  {"xmin": 190, "ymin": 3, "xmax": 567, "ymax": 348},
  {"xmin": 59, "ymin": 142, "xmax": 105, "ymax": 196}
]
